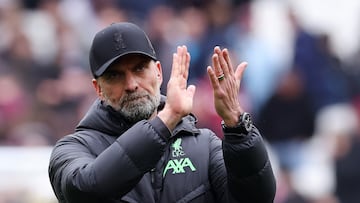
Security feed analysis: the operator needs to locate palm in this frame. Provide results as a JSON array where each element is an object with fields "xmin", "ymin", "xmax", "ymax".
[
  {"xmin": 165, "ymin": 46, "xmax": 195, "ymax": 118},
  {"xmin": 207, "ymin": 47, "xmax": 247, "ymax": 125}
]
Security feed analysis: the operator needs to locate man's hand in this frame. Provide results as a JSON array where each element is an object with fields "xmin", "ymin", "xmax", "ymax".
[
  {"xmin": 158, "ymin": 45, "xmax": 196, "ymax": 130},
  {"xmin": 207, "ymin": 46, "xmax": 248, "ymax": 127}
]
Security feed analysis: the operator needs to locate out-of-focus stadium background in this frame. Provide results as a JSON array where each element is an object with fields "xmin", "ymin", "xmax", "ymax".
[{"xmin": 0, "ymin": 0, "xmax": 360, "ymax": 202}]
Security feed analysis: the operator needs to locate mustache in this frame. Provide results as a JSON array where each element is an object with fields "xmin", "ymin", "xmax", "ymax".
[{"xmin": 119, "ymin": 92, "xmax": 149, "ymax": 106}]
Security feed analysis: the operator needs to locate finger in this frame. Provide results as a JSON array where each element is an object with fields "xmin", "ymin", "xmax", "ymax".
[
  {"xmin": 222, "ymin": 48, "xmax": 234, "ymax": 74},
  {"xmin": 181, "ymin": 45, "xmax": 188, "ymax": 77},
  {"xmin": 184, "ymin": 51, "xmax": 191, "ymax": 80},
  {"xmin": 214, "ymin": 46, "xmax": 222, "ymax": 55},
  {"xmin": 212, "ymin": 53, "xmax": 223, "ymax": 78},
  {"xmin": 170, "ymin": 53, "xmax": 179, "ymax": 77},
  {"xmin": 213, "ymin": 46, "xmax": 223, "ymax": 76},
  {"xmin": 177, "ymin": 46, "xmax": 184, "ymax": 76},
  {"xmin": 217, "ymin": 48, "xmax": 230, "ymax": 77},
  {"xmin": 234, "ymin": 61, "xmax": 248, "ymax": 82},
  {"xmin": 186, "ymin": 84, "xmax": 196, "ymax": 99},
  {"xmin": 207, "ymin": 66, "xmax": 220, "ymax": 90}
]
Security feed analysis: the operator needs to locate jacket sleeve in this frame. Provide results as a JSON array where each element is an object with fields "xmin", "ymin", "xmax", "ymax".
[
  {"xmin": 48, "ymin": 117, "xmax": 170, "ymax": 202},
  {"xmin": 222, "ymin": 126, "xmax": 276, "ymax": 203}
]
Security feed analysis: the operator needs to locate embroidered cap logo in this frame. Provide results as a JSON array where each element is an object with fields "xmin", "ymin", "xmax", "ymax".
[{"xmin": 113, "ymin": 32, "xmax": 126, "ymax": 51}]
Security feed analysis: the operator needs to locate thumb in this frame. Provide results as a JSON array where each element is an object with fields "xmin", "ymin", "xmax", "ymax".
[
  {"xmin": 187, "ymin": 85, "xmax": 196, "ymax": 98},
  {"xmin": 235, "ymin": 62, "xmax": 248, "ymax": 81}
]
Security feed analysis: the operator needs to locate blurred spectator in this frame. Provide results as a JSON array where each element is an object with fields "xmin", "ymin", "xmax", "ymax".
[
  {"xmin": 199, "ymin": 0, "xmax": 234, "ymax": 67},
  {"xmin": 145, "ymin": 5, "xmax": 210, "ymax": 93},
  {"xmin": 256, "ymin": 68, "xmax": 317, "ymax": 203},
  {"xmin": 116, "ymin": 0, "xmax": 165, "ymax": 20},
  {"xmin": 179, "ymin": 6, "xmax": 209, "ymax": 84},
  {"xmin": 257, "ymin": 68, "xmax": 315, "ymax": 171},
  {"xmin": 231, "ymin": 1, "xmax": 285, "ymax": 115},
  {"xmin": 334, "ymin": 132, "xmax": 360, "ymax": 203},
  {"xmin": 33, "ymin": 68, "xmax": 95, "ymax": 142},
  {"xmin": 333, "ymin": 106, "xmax": 360, "ymax": 203},
  {"xmin": 144, "ymin": 5, "xmax": 177, "ymax": 94},
  {"xmin": 289, "ymin": 10, "xmax": 351, "ymax": 113},
  {"xmin": 6, "ymin": 121, "xmax": 55, "ymax": 146},
  {"xmin": 275, "ymin": 168, "xmax": 308, "ymax": 203},
  {"xmin": 0, "ymin": 74, "xmax": 31, "ymax": 145},
  {"xmin": 292, "ymin": 103, "xmax": 358, "ymax": 203},
  {"xmin": 192, "ymin": 76, "xmax": 222, "ymax": 136},
  {"xmin": 343, "ymin": 47, "xmax": 360, "ymax": 112}
]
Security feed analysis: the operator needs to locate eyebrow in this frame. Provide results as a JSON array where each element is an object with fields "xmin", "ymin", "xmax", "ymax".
[{"xmin": 133, "ymin": 58, "xmax": 151, "ymax": 68}]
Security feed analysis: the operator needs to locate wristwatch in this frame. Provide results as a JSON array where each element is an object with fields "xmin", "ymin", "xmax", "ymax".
[{"xmin": 221, "ymin": 112, "xmax": 253, "ymax": 135}]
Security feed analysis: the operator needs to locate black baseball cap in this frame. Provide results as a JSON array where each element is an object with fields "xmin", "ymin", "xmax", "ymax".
[{"xmin": 89, "ymin": 22, "xmax": 157, "ymax": 77}]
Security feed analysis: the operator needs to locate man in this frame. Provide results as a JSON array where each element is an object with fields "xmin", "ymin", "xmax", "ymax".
[{"xmin": 48, "ymin": 22, "xmax": 276, "ymax": 203}]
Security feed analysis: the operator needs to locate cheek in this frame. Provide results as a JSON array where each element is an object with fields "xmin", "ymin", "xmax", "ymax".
[
  {"xmin": 102, "ymin": 85, "xmax": 123, "ymax": 101},
  {"xmin": 145, "ymin": 76, "xmax": 161, "ymax": 94}
]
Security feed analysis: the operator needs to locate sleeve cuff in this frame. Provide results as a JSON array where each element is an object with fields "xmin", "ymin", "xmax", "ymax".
[{"xmin": 149, "ymin": 116, "xmax": 172, "ymax": 141}]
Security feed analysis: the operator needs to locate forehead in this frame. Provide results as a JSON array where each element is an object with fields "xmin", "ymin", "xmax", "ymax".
[{"xmin": 107, "ymin": 54, "xmax": 152, "ymax": 70}]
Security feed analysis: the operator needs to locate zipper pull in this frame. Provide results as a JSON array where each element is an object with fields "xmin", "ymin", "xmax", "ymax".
[{"xmin": 150, "ymin": 168, "xmax": 155, "ymax": 184}]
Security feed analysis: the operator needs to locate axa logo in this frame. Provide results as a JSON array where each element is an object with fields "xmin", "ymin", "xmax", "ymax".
[{"xmin": 163, "ymin": 138, "xmax": 196, "ymax": 177}]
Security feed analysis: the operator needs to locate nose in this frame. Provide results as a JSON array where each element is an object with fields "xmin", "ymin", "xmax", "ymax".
[{"xmin": 124, "ymin": 73, "xmax": 138, "ymax": 92}]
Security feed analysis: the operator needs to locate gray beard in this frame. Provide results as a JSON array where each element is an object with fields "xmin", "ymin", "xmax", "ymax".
[{"xmin": 104, "ymin": 91, "xmax": 161, "ymax": 123}]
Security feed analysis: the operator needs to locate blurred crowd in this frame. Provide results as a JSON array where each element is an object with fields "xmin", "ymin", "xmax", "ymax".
[{"xmin": 1, "ymin": 0, "xmax": 360, "ymax": 203}]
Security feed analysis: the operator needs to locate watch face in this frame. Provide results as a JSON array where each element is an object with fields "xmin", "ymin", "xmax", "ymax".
[
  {"xmin": 242, "ymin": 112, "xmax": 253, "ymax": 132},
  {"xmin": 221, "ymin": 112, "xmax": 253, "ymax": 135}
]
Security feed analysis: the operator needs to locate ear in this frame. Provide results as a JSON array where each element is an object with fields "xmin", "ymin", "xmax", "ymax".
[
  {"xmin": 155, "ymin": 61, "xmax": 163, "ymax": 84},
  {"xmin": 92, "ymin": 78, "xmax": 104, "ymax": 99}
]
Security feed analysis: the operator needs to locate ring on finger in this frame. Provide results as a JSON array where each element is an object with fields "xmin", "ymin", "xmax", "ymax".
[{"xmin": 217, "ymin": 73, "xmax": 225, "ymax": 81}]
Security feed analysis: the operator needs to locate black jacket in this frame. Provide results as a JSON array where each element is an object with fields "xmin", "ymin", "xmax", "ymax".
[{"xmin": 49, "ymin": 98, "xmax": 276, "ymax": 203}]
